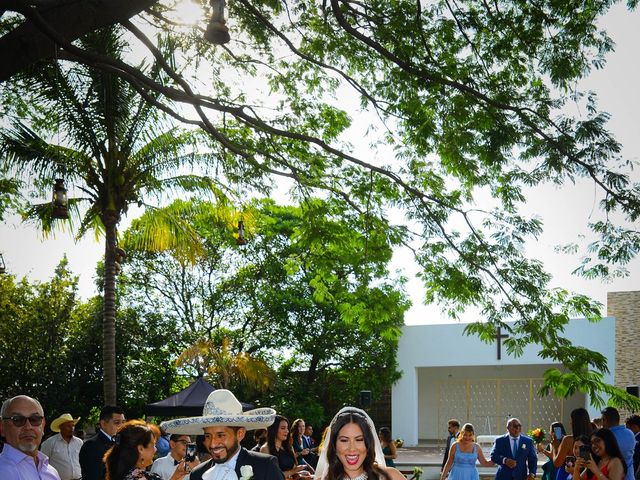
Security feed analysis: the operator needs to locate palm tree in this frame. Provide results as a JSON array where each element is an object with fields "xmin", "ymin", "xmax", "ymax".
[
  {"xmin": 176, "ymin": 336, "xmax": 273, "ymax": 394},
  {"xmin": 0, "ymin": 27, "xmax": 225, "ymax": 404}
]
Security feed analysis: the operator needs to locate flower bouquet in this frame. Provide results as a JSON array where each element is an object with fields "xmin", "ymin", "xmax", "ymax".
[{"xmin": 527, "ymin": 427, "xmax": 546, "ymax": 444}]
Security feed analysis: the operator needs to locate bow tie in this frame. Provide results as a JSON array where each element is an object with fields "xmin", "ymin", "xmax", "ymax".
[{"xmin": 175, "ymin": 459, "xmax": 180, "ymax": 466}]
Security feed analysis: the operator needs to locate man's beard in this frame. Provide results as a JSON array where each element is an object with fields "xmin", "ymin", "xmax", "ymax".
[
  {"xmin": 211, "ymin": 439, "xmax": 239, "ymax": 464},
  {"xmin": 18, "ymin": 442, "xmax": 38, "ymax": 453}
]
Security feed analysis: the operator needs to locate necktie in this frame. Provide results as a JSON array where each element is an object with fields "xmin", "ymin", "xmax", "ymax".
[{"xmin": 512, "ymin": 438, "xmax": 518, "ymax": 457}]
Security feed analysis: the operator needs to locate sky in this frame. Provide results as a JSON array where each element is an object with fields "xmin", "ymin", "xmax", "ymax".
[{"xmin": 1, "ymin": 3, "xmax": 638, "ymax": 326}]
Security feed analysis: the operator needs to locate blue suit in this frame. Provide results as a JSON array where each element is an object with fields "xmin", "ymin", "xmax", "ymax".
[{"xmin": 490, "ymin": 434, "xmax": 537, "ymax": 480}]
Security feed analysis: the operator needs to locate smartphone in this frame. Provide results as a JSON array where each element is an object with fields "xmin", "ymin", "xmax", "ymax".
[
  {"xmin": 554, "ymin": 426, "xmax": 563, "ymax": 439},
  {"xmin": 579, "ymin": 444, "xmax": 591, "ymax": 461},
  {"xmin": 185, "ymin": 442, "xmax": 197, "ymax": 462}
]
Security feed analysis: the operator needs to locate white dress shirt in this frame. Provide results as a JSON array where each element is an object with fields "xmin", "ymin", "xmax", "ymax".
[
  {"xmin": 40, "ymin": 433, "xmax": 82, "ymax": 480},
  {"xmin": 202, "ymin": 447, "xmax": 241, "ymax": 480},
  {"xmin": 151, "ymin": 453, "xmax": 191, "ymax": 480}
]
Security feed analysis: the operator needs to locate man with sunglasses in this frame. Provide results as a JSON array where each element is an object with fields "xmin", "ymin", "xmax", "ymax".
[
  {"xmin": 151, "ymin": 434, "xmax": 199, "ymax": 479},
  {"xmin": 0, "ymin": 394, "xmax": 61, "ymax": 479},
  {"xmin": 490, "ymin": 418, "xmax": 537, "ymax": 480}
]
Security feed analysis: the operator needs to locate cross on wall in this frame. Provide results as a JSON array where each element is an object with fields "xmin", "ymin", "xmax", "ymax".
[{"xmin": 495, "ymin": 326, "xmax": 509, "ymax": 360}]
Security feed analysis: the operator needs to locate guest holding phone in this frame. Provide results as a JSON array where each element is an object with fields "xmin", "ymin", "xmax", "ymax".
[
  {"xmin": 551, "ymin": 410, "xmax": 594, "ymax": 480},
  {"xmin": 540, "ymin": 422, "xmax": 567, "ymax": 480},
  {"xmin": 151, "ymin": 434, "xmax": 199, "ymax": 480},
  {"xmin": 564, "ymin": 435, "xmax": 590, "ymax": 480},
  {"xmin": 576, "ymin": 429, "xmax": 626, "ymax": 480}
]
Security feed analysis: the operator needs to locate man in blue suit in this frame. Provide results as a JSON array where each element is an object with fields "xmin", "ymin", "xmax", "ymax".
[{"xmin": 490, "ymin": 418, "xmax": 537, "ymax": 480}]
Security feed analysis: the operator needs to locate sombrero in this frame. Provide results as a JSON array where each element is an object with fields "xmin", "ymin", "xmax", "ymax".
[{"xmin": 160, "ymin": 389, "xmax": 276, "ymax": 435}]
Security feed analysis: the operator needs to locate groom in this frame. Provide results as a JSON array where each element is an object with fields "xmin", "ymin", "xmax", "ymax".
[
  {"xmin": 490, "ymin": 418, "xmax": 537, "ymax": 480},
  {"xmin": 162, "ymin": 389, "xmax": 283, "ymax": 480}
]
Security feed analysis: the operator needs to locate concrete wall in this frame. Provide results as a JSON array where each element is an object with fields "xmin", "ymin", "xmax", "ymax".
[{"xmin": 393, "ymin": 317, "xmax": 616, "ymax": 446}]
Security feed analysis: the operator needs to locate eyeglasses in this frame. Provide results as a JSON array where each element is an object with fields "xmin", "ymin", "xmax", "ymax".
[
  {"xmin": 2, "ymin": 414, "xmax": 44, "ymax": 427},
  {"xmin": 174, "ymin": 440, "xmax": 189, "ymax": 445}
]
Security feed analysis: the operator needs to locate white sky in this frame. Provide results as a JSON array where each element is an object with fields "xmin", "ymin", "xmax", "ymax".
[{"xmin": 1, "ymin": 3, "xmax": 638, "ymax": 326}]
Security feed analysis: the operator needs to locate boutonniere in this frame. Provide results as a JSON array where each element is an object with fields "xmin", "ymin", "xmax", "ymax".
[
  {"xmin": 521, "ymin": 444, "xmax": 527, "ymax": 450},
  {"xmin": 240, "ymin": 465, "xmax": 254, "ymax": 480}
]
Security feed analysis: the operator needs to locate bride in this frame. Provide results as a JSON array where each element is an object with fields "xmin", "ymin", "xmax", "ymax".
[{"xmin": 314, "ymin": 407, "xmax": 405, "ymax": 480}]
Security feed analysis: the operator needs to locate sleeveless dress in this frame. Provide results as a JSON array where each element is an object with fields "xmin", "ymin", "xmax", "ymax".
[
  {"xmin": 277, "ymin": 447, "xmax": 296, "ymax": 472},
  {"xmin": 383, "ymin": 445, "xmax": 396, "ymax": 467},
  {"xmin": 449, "ymin": 444, "xmax": 479, "ymax": 480}
]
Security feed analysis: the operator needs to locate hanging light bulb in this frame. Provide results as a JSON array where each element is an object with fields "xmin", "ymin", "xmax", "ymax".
[
  {"xmin": 51, "ymin": 178, "xmax": 69, "ymax": 219},
  {"xmin": 236, "ymin": 220, "xmax": 247, "ymax": 246},
  {"xmin": 204, "ymin": 0, "xmax": 230, "ymax": 44},
  {"xmin": 0, "ymin": 253, "xmax": 6, "ymax": 274}
]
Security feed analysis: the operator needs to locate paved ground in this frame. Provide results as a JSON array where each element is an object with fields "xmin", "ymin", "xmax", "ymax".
[{"xmin": 395, "ymin": 445, "xmax": 545, "ymax": 480}]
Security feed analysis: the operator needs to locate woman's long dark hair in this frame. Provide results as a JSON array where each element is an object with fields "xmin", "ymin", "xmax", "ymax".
[
  {"xmin": 591, "ymin": 428, "xmax": 627, "ymax": 475},
  {"xmin": 326, "ymin": 410, "xmax": 390, "ymax": 480},
  {"xmin": 104, "ymin": 420, "xmax": 155, "ymax": 480},
  {"xmin": 267, "ymin": 415, "xmax": 296, "ymax": 462},
  {"xmin": 291, "ymin": 418, "xmax": 305, "ymax": 450},
  {"xmin": 378, "ymin": 427, "xmax": 393, "ymax": 445},
  {"xmin": 571, "ymin": 408, "xmax": 594, "ymax": 437}
]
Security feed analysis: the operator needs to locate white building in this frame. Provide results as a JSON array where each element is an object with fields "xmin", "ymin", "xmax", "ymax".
[{"xmin": 391, "ymin": 316, "xmax": 617, "ymax": 446}]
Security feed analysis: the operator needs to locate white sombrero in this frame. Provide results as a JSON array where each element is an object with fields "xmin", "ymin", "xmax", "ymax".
[{"xmin": 160, "ymin": 389, "xmax": 276, "ymax": 435}]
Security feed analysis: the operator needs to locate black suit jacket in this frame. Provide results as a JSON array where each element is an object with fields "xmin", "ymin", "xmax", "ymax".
[
  {"xmin": 79, "ymin": 430, "xmax": 113, "ymax": 480},
  {"xmin": 441, "ymin": 433, "xmax": 458, "ymax": 470},
  {"xmin": 190, "ymin": 447, "xmax": 284, "ymax": 480}
]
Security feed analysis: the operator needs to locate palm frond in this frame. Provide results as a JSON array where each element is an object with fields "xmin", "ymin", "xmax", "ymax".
[
  {"xmin": 2, "ymin": 123, "xmax": 85, "ymax": 181},
  {"xmin": 21, "ymin": 197, "xmax": 85, "ymax": 236},
  {"xmin": 142, "ymin": 175, "xmax": 231, "ymax": 205},
  {"xmin": 121, "ymin": 202, "xmax": 207, "ymax": 263}
]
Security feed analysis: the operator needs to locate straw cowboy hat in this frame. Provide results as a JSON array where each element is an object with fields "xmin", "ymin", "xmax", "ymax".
[
  {"xmin": 50, "ymin": 413, "xmax": 81, "ymax": 432},
  {"xmin": 160, "ymin": 389, "xmax": 276, "ymax": 435}
]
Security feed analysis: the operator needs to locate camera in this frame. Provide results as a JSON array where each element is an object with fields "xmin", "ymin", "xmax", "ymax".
[
  {"xmin": 579, "ymin": 444, "xmax": 591, "ymax": 461},
  {"xmin": 565, "ymin": 456, "xmax": 576, "ymax": 467},
  {"xmin": 185, "ymin": 442, "xmax": 197, "ymax": 463}
]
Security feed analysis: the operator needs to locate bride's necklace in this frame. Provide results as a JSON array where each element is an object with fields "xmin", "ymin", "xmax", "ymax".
[{"xmin": 345, "ymin": 473, "xmax": 368, "ymax": 480}]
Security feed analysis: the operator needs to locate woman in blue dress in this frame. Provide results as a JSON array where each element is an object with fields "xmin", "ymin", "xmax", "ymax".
[{"xmin": 440, "ymin": 423, "xmax": 495, "ymax": 480}]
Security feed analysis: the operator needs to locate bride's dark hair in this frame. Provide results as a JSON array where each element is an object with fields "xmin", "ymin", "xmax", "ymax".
[{"xmin": 326, "ymin": 410, "xmax": 390, "ymax": 480}]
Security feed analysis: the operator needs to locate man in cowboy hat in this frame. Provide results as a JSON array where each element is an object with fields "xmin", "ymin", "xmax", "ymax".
[
  {"xmin": 40, "ymin": 413, "xmax": 82, "ymax": 480},
  {"xmin": 161, "ymin": 389, "xmax": 284, "ymax": 480}
]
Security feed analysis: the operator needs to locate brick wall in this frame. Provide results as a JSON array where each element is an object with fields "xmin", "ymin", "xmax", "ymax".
[{"xmin": 608, "ymin": 290, "xmax": 640, "ymax": 416}]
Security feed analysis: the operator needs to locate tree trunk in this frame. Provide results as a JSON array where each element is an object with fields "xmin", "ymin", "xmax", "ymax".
[{"xmin": 102, "ymin": 212, "xmax": 119, "ymax": 405}]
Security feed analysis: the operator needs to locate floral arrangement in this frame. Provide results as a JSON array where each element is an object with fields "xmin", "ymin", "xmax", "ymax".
[
  {"xmin": 527, "ymin": 427, "xmax": 546, "ymax": 444},
  {"xmin": 394, "ymin": 438, "xmax": 404, "ymax": 448}
]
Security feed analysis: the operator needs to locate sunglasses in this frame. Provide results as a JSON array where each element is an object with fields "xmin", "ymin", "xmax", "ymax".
[{"xmin": 2, "ymin": 414, "xmax": 45, "ymax": 427}]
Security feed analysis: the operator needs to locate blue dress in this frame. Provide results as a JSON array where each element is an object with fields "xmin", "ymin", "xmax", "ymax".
[{"xmin": 449, "ymin": 444, "xmax": 479, "ymax": 480}]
